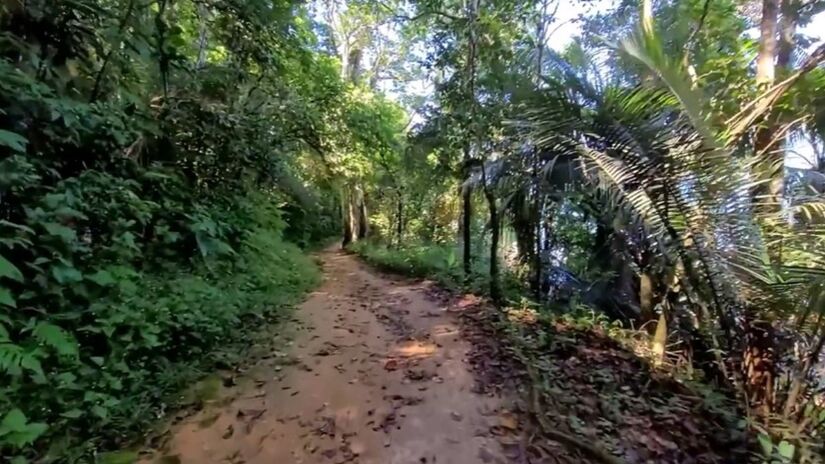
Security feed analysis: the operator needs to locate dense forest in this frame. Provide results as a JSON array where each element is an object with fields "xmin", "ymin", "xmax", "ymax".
[{"xmin": 2, "ymin": 0, "xmax": 825, "ymax": 462}]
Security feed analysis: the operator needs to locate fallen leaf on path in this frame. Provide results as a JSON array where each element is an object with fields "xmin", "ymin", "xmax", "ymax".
[
  {"xmin": 315, "ymin": 416, "xmax": 336, "ymax": 437},
  {"xmin": 384, "ymin": 359, "xmax": 399, "ymax": 371},
  {"xmin": 237, "ymin": 409, "xmax": 266, "ymax": 434},
  {"xmin": 499, "ymin": 412, "xmax": 518, "ymax": 430}
]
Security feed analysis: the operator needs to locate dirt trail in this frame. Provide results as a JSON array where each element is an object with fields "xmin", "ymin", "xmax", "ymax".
[{"xmin": 141, "ymin": 247, "xmax": 520, "ymax": 464}]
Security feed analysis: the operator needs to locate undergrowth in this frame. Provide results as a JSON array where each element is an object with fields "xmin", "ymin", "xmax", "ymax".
[
  {"xmin": 0, "ymin": 194, "xmax": 320, "ymax": 463},
  {"xmin": 348, "ymin": 240, "xmax": 524, "ymax": 299}
]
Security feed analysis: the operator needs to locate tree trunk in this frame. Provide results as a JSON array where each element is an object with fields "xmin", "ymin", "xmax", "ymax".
[
  {"xmin": 754, "ymin": 0, "xmax": 798, "ymax": 214},
  {"xmin": 743, "ymin": 316, "xmax": 776, "ymax": 416},
  {"xmin": 342, "ymin": 188, "xmax": 355, "ymax": 246},
  {"xmin": 489, "ymin": 206, "xmax": 501, "ymax": 303},
  {"xmin": 483, "ymin": 173, "xmax": 501, "ymax": 304},
  {"xmin": 395, "ymin": 194, "xmax": 403, "ymax": 247},
  {"xmin": 777, "ymin": 0, "xmax": 798, "ymax": 70},
  {"xmin": 639, "ymin": 273, "xmax": 655, "ymax": 322},
  {"xmin": 753, "ymin": 0, "xmax": 780, "ymax": 192},
  {"xmin": 462, "ymin": 0, "xmax": 478, "ymax": 284},
  {"xmin": 746, "ymin": 1, "xmax": 781, "ymax": 416},
  {"xmin": 195, "ymin": 3, "xmax": 209, "ymax": 69},
  {"xmin": 533, "ymin": 210, "xmax": 542, "ymax": 299},
  {"xmin": 462, "ymin": 185, "xmax": 472, "ymax": 280},
  {"xmin": 341, "ymin": 185, "xmax": 367, "ymax": 246},
  {"xmin": 756, "ymin": 0, "xmax": 779, "ymax": 86},
  {"xmin": 489, "ymin": 202, "xmax": 501, "ymax": 304},
  {"xmin": 357, "ymin": 187, "xmax": 369, "ymax": 240},
  {"xmin": 652, "ymin": 311, "xmax": 667, "ymax": 365},
  {"xmin": 349, "ymin": 48, "xmax": 363, "ymax": 84}
]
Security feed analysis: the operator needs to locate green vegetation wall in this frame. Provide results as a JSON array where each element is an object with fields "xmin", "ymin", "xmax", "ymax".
[{"xmin": 0, "ymin": 0, "xmax": 405, "ymax": 461}]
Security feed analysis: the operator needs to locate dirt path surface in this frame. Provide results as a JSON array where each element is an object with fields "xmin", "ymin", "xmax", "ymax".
[{"xmin": 141, "ymin": 248, "xmax": 521, "ymax": 464}]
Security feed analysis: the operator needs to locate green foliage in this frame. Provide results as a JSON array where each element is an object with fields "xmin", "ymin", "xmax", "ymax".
[
  {"xmin": 0, "ymin": 0, "xmax": 401, "ymax": 461},
  {"xmin": 0, "ymin": 409, "xmax": 48, "ymax": 450},
  {"xmin": 349, "ymin": 239, "xmax": 526, "ymax": 300},
  {"xmin": 350, "ymin": 240, "xmax": 464, "ymax": 283},
  {"xmin": 0, "ymin": 195, "xmax": 320, "ymax": 461}
]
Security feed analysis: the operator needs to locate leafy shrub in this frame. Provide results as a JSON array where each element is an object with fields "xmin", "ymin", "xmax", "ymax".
[
  {"xmin": 0, "ymin": 184, "xmax": 319, "ymax": 462},
  {"xmin": 349, "ymin": 241, "xmax": 463, "ymax": 283},
  {"xmin": 349, "ymin": 240, "xmax": 526, "ymax": 300}
]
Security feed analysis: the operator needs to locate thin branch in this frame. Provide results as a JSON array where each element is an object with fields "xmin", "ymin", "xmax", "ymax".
[
  {"xmin": 682, "ymin": 0, "xmax": 712, "ymax": 67},
  {"xmin": 90, "ymin": 0, "xmax": 138, "ymax": 102}
]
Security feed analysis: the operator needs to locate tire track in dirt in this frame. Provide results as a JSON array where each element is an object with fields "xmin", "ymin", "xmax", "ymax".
[{"xmin": 139, "ymin": 247, "xmax": 522, "ymax": 464}]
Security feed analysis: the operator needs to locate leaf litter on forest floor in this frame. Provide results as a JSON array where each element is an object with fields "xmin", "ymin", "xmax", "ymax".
[{"xmin": 438, "ymin": 283, "xmax": 750, "ymax": 464}]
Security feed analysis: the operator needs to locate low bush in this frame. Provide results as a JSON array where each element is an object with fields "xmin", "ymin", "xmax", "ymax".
[
  {"xmin": 0, "ymin": 187, "xmax": 319, "ymax": 462},
  {"xmin": 348, "ymin": 240, "xmax": 526, "ymax": 300},
  {"xmin": 349, "ymin": 240, "xmax": 464, "ymax": 284}
]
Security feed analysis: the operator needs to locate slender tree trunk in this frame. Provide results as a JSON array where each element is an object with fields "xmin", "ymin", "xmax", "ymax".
[
  {"xmin": 462, "ymin": 184, "xmax": 472, "ymax": 279},
  {"xmin": 155, "ymin": 0, "xmax": 170, "ymax": 99},
  {"xmin": 753, "ymin": 0, "xmax": 780, "ymax": 188},
  {"xmin": 777, "ymin": 0, "xmax": 798, "ymax": 70},
  {"xmin": 357, "ymin": 187, "xmax": 369, "ymax": 240},
  {"xmin": 341, "ymin": 185, "xmax": 367, "ymax": 245},
  {"xmin": 349, "ymin": 48, "xmax": 363, "ymax": 83},
  {"xmin": 339, "ymin": 41, "xmax": 350, "ymax": 81},
  {"xmin": 756, "ymin": 0, "xmax": 779, "ymax": 85},
  {"xmin": 533, "ymin": 0, "xmax": 549, "ymax": 79},
  {"xmin": 461, "ymin": 0, "xmax": 479, "ymax": 283},
  {"xmin": 196, "ymin": 3, "xmax": 209, "ymax": 69},
  {"xmin": 533, "ymin": 207, "xmax": 542, "ymax": 298},
  {"xmin": 528, "ymin": 1, "xmax": 547, "ymax": 299},
  {"xmin": 342, "ymin": 188, "xmax": 355, "ymax": 246},
  {"xmin": 746, "ymin": 0, "xmax": 781, "ymax": 418},
  {"xmin": 481, "ymin": 161, "xmax": 501, "ymax": 304},
  {"xmin": 487, "ymin": 193, "xmax": 501, "ymax": 304},
  {"xmin": 639, "ymin": 273, "xmax": 655, "ymax": 322},
  {"xmin": 396, "ymin": 194, "xmax": 403, "ymax": 246},
  {"xmin": 743, "ymin": 315, "xmax": 777, "ymax": 416}
]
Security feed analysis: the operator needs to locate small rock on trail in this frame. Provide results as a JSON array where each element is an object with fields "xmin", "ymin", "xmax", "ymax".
[{"xmin": 139, "ymin": 248, "xmax": 521, "ymax": 464}]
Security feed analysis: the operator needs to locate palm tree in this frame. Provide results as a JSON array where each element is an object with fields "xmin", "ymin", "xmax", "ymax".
[{"xmin": 507, "ymin": 14, "xmax": 825, "ymax": 456}]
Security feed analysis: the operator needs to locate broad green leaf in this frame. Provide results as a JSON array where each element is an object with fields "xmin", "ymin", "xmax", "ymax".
[
  {"xmin": 43, "ymin": 222, "xmax": 76, "ymax": 242},
  {"xmin": 87, "ymin": 270, "xmax": 116, "ymax": 287},
  {"xmin": 0, "ymin": 254, "xmax": 23, "ymax": 282},
  {"xmin": 0, "ymin": 408, "xmax": 28, "ymax": 433},
  {"xmin": 20, "ymin": 353, "xmax": 44, "ymax": 376},
  {"xmin": 0, "ymin": 408, "xmax": 47, "ymax": 448},
  {"xmin": 60, "ymin": 409, "xmax": 83, "ymax": 419},
  {"xmin": 33, "ymin": 322, "xmax": 78, "ymax": 356},
  {"xmin": 757, "ymin": 433, "xmax": 773, "ymax": 456},
  {"xmin": 51, "ymin": 265, "xmax": 82, "ymax": 284},
  {"xmin": 777, "ymin": 440, "xmax": 795, "ymax": 459},
  {"xmin": 0, "ymin": 129, "xmax": 28, "ymax": 153},
  {"xmin": 91, "ymin": 404, "xmax": 108, "ymax": 419},
  {"xmin": 0, "ymin": 286, "xmax": 15, "ymax": 308}
]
